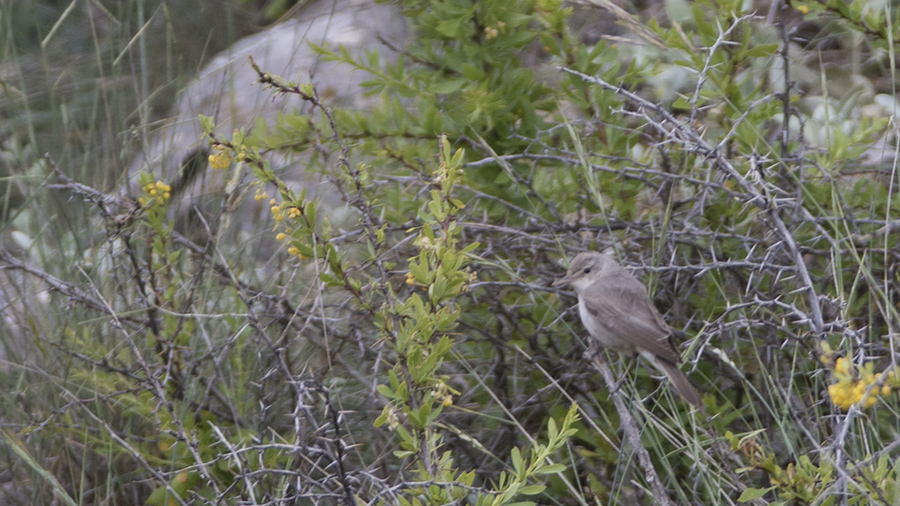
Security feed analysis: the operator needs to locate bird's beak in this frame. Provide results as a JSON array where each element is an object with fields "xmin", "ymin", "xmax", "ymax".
[{"xmin": 552, "ymin": 274, "xmax": 573, "ymax": 287}]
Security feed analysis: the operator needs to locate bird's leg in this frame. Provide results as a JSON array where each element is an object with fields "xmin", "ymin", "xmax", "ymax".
[
  {"xmin": 584, "ymin": 342, "xmax": 603, "ymax": 362},
  {"xmin": 609, "ymin": 357, "xmax": 636, "ymax": 393},
  {"xmin": 586, "ymin": 344, "xmax": 624, "ymax": 393},
  {"xmin": 620, "ymin": 357, "xmax": 635, "ymax": 381},
  {"xmin": 585, "ymin": 346, "xmax": 632, "ymax": 394}
]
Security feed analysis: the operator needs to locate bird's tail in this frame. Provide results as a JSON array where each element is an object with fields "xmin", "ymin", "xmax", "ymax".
[{"xmin": 643, "ymin": 353, "xmax": 703, "ymax": 409}]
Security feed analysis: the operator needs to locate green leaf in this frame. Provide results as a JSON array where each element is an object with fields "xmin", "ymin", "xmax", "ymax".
[
  {"xmin": 414, "ymin": 350, "xmax": 441, "ymax": 383},
  {"xmin": 510, "ymin": 447, "xmax": 524, "ymax": 474},
  {"xmin": 318, "ymin": 273, "xmax": 343, "ymax": 288},
  {"xmin": 198, "ymin": 114, "xmax": 214, "ymax": 133},
  {"xmin": 536, "ymin": 463, "xmax": 566, "ymax": 475},
  {"xmin": 376, "ymin": 384, "xmax": 396, "ymax": 399},
  {"xmin": 743, "ymin": 43, "xmax": 779, "ymax": 59},
  {"xmin": 433, "ymin": 78, "xmax": 467, "ymax": 94},
  {"xmin": 547, "ymin": 418, "xmax": 558, "ymax": 440},
  {"xmin": 426, "ymin": 403, "xmax": 444, "ymax": 423},
  {"xmin": 738, "ymin": 487, "xmax": 774, "ymax": 502},
  {"xmin": 671, "ymin": 96, "xmax": 691, "ymax": 110},
  {"xmin": 518, "ymin": 485, "xmax": 546, "ymax": 495},
  {"xmin": 461, "ymin": 63, "xmax": 483, "ymax": 81}
]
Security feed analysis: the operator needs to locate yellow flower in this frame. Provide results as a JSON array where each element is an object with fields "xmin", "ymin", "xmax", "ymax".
[
  {"xmin": 385, "ymin": 406, "xmax": 400, "ymax": 431},
  {"xmin": 797, "ymin": 5, "xmax": 809, "ymax": 14},
  {"xmin": 288, "ymin": 246, "xmax": 301, "ymax": 257},
  {"xmin": 139, "ymin": 179, "xmax": 172, "ymax": 206},
  {"xmin": 208, "ymin": 146, "xmax": 232, "ymax": 169},
  {"xmin": 276, "ymin": 232, "xmax": 287, "ymax": 241},
  {"xmin": 835, "ymin": 357, "xmax": 849, "ymax": 375},
  {"xmin": 829, "ymin": 376, "xmax": 885, "ymax": 411},
  {"xmin": 287, "ymin": 207, "xmax": 301, "ymax": 219}
]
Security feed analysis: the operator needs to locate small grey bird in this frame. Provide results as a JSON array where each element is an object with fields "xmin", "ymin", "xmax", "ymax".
[{"xmin": 554, "ymin": 252, "xmax": 702, "ymax": 409}]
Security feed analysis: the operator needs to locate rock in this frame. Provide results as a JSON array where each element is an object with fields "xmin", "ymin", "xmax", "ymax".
[{"xmin": 127, "ymin": 0, "xmax": 407, "ymax": 257}]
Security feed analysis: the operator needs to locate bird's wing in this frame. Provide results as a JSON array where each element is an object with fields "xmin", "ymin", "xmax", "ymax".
[{"xmin": 581, "ymin": 272, "xmax": 682, "ymax": 364}]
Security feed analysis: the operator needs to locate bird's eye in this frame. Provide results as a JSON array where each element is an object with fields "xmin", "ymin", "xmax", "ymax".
[{"xmin": 583, "ymin": 268, "xmax": 591, "ymax": 274}]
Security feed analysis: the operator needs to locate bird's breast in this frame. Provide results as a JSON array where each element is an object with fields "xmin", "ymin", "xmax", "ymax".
[{"xmin": 577, "ymin": 297, "xmax": 635, "ymax": 354}]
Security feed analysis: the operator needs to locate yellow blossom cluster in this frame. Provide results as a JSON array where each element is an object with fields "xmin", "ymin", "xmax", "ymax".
[
  {"xmin": 415, "ymin": 235, "xmax": 435, "ymax": 252},
  {"xmin": 431, "ymin": 381, "xmax": 454, "ymax": 407},
  {"xmin": 483, "ymin": 21, "xmax": 504, "ymax": 40},
  {"xmin": 463, "ymin": 268, "xmax": 477, "ymax": 290},
  {"xmin": 268, "ymin": 199, "xmax": 304, "ymax": 259},
  {"xmin": 452, "ymin": 268, "xmax": 479, "ymax": 294},
  {"xmin": 827, "ymin": 357, "xmax": 895, "ymax": 411},
  {"xmin": 138, "ymin": 180, "xmax": 171, "ymax": 207},
  {"xmin": 267, "ymin": 200, "xmax": 300, "ymax": 224},
  {"xmin": 208, "ymin": 145, "xmax": 232, "ymax": 170},
  {"xmin": 269, "ymin": 199, "xmax": 284, "ymax": 223},
  {"xmin": 384, "ymin": 406, "xmax": 400, "ymax": 430}
]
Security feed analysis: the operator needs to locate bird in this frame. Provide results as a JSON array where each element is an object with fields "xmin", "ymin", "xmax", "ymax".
[{"xmin": 554, "ymin": 251, "xmax": 703, "ymax": 409}]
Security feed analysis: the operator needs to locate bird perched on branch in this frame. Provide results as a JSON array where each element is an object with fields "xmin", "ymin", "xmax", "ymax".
[{"xmin": 554, "ymin": 251, "xmax": 702, "ymax": 409}]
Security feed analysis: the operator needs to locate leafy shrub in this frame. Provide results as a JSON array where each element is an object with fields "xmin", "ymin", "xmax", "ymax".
[{"xmin": 5, "ymin": 0, "xmax": 900, "ymax": 504}]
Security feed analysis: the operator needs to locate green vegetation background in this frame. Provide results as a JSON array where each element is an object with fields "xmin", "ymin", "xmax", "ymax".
[{"xmin": 2, "ymin": 0, "xmax": 900, "ymax": 505}]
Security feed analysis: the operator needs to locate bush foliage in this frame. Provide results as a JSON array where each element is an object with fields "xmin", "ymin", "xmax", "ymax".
[{"xmin": 4, "ymin": 0, "xmax": 900, "ymax": 504}]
